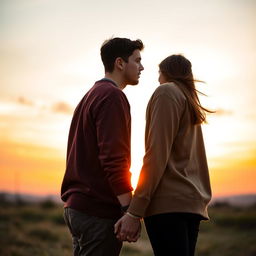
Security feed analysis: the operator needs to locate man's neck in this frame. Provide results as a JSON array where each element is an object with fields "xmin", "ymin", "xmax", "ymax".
[{"xmin": 104, "ymin": 73, "xmax": 126, "ymax": 90}]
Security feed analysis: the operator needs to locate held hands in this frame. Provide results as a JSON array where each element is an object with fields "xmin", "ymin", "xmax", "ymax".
[{"xmin": 114, "ymin": 212, "xmax": 141, "ymax": 242}]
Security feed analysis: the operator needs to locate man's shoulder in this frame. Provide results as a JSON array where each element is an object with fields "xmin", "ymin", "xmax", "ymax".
[
  {"xmin": 92, "ymin": 80, "xmax": 124, "ymax": 97},
  {"xmin": 84, "ymin": 80, "xmax": 129, "ymax": 109}
]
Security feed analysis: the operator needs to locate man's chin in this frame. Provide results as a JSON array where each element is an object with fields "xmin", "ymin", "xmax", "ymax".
[{"xmin": 129, "ymin": 80, "xmax": 139, "ymax": 86}]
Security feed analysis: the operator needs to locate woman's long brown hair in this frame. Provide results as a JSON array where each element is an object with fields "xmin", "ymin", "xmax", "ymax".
[{"xmin": 159, "ymin": 54, "xmax": 213, "ymax": 125}]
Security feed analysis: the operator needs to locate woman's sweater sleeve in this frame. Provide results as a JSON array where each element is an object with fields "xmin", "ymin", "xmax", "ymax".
[{"xmin": 128, "ymin": 90, "xmax": 182, "ymax": 217}]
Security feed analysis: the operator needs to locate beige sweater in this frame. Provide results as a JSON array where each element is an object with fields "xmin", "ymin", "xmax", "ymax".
[{"xmin": 128, "ymin": 82, "xmax": 212, "ymax": 219}]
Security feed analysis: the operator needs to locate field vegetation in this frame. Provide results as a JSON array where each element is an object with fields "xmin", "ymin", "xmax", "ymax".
[{"xmin": 0, "ymin": 194, "xmax": 255, "ymax": 256}]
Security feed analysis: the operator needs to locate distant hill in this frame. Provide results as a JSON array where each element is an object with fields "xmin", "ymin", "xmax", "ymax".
[
  {"xmin": 0, "ymin": 191, "xmax": 62, "ymax": 204},
  {"xmin": 1, "ymin": 191, "xmax": 256, "ymax": 207},
  {"xmin": 211, "ymin": 194, "xmax": 256, "ymax": 207}
]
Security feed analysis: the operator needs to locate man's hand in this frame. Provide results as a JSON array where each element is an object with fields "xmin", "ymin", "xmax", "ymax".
[{"xmin": 114, "ymin": 213, "xmax": 141, "ymax": 242}]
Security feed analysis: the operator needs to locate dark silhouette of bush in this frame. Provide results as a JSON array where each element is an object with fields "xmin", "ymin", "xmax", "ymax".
[
  {"xmin": 50, "ymin": 213, "xmax": 66, "ymax": 225},
  {"xmin": 28, "ymin": 228, "xmax": 59, "ymax": 242},
  {"xmin": 20, "ymin": 210, "xmax": 46, "ymax": 222},
  {"xmin": 40, "ymin": 199, "xmax": 57, "ymax": 209}
]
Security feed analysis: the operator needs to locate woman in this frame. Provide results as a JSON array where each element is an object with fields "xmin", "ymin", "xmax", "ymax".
[{"xmin": 115, "ymin": 54, "xmax": 212, "ymax": 256}]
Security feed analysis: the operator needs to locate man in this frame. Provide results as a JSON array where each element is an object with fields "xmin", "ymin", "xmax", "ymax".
[{"xmin": 61, "ymin": 37, "xmax": 144, "ymax": 256}]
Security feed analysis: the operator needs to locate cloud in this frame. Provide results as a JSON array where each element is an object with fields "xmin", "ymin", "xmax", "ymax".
[
  {"xmin": 15, "ymin": 97, "xmax": 74, "ymax": 115},
  {"xmin": 51, "ymin": 101, "xmax": 73, "ymax": 114},
  {"xmin": 214, "ymin": 108, "xmax": 233, "ymax": 116},
  {"xmin": 0, "ymin": 98, "xmax": 34, "ymax": 115},
  {"xmin": 17, "ymin": 96, "xmax": 34, "ymax": 106}
]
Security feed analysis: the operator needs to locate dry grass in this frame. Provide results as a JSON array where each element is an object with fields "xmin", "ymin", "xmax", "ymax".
[{"xmin": 0, "ymin": 196, "xmax": 255, "ymax": 256}]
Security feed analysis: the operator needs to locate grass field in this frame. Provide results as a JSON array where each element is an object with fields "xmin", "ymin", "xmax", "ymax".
[{"xmin": 0, "ymin": 195, "xmax": 256, "ymax": 256}]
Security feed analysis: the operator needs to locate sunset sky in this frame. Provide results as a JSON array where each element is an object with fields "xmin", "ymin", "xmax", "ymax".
[{"xmin": 0, "ymin": 0, "xmax": 256, "ymax": 198}]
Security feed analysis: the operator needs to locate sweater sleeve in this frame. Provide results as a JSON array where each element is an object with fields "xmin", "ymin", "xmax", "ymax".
[
  {"xmin": 95, "ymin": 90, "xmax": 133, "ymax": 196},
  {"xmin": 128, "ymin": 91, "xmax": 182, "ymax": 216}
]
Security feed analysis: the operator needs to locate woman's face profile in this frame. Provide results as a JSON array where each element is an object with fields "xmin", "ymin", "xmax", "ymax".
[{"xmin": 158, "ymin": 70, "xmax": 168, "ymax": 84}]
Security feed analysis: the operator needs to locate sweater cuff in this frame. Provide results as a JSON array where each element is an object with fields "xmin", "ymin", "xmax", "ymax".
[
  {"xmin": 110, "ymin": 171, "xmax": 133, "ymax": 195},
  {"xmin": 127, "ymin": 196, "xmax": 150, "ymax": 217},
  {"xmin": 112, "ymin": 182, "xmax": 133, "ymax": 196}
]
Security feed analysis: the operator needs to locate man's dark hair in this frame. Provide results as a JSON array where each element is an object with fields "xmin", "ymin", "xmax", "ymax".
[{"xmin": 100, "ymin": 37, "xmax": 144, "ymax": 72}]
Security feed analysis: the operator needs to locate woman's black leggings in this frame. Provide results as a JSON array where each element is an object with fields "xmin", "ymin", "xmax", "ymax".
[{"xmin": 144, "ymin": 212, "xmax": 201, "ymax": 256}]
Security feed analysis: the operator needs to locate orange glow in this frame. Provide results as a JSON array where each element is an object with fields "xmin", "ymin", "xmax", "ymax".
[
  {"xmin": 209, "ymin": 156, "xmax": 256, "ymax": 197},
  {"xmin": 1, "ymin": 0, "xmax": 256, "ymax": 199},
  {"xmin": 1, "ymin": 138, "xmax": 256, "ymax": 198},
  {"xmin": 0, "ymin": 140, "xmax": 65, "ymax": 195}
]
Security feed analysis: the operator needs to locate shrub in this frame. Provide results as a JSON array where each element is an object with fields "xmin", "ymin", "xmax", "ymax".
[
  {"xmin": 28, "ymin": 228, "xmax": 59, "ymax": 242},
  {"xmin": 20, "ymin": 210, "xmax": 46, "ymax": 222},
  {"xmin": 40, "ymin": 199, "xmax": 57, "ymax": 209}
]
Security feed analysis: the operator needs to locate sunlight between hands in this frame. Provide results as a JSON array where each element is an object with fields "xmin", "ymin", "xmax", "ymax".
[{"xmin": 114, "ymin": 213, "xmax": 141, "ymax": 242}]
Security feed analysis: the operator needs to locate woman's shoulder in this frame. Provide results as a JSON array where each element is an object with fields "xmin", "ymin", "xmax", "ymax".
[{"xmin": 153, "ymin": 82, "xmax": 186, "ymax": 101}]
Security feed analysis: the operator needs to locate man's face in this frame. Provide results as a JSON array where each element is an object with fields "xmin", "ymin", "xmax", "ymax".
[{"xmin": 123, "ymin": 49, "xmax": 144, "ymax": 85}]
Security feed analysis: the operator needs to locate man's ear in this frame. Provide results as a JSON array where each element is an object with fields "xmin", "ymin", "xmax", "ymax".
[{"xmin": 115, "ymin": 57, "xmax": 125, "ymax": 71}]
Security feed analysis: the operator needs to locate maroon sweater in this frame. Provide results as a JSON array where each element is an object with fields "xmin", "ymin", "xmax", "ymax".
[{"xmin": 61, "ymin": 79, "xmax": 133, "ymax": 219}]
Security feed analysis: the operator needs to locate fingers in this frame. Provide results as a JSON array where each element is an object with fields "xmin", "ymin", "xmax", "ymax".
[
  {"xmin": 133, "ymin": 227, "xmax": 141, "ymax": 241},
  {"xmin": 126, "ymin": 233, "xmax": 140, "ymax": 242},
  {"xmin": 118, "ymin": 231, "xmax": 127, "ymax": 241},
  {"xmin": 115, "ymin": 219, "xmax": 141, "ymax": 242},
  {"xmin": 114, "ymin": 219, "xmax": 121, "ymax": 234},
  {"xmin": 127, "ymin": 224, "xmax": 141, "ymax": 242}
]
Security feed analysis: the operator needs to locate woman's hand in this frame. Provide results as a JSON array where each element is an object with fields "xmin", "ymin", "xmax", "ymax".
[{"xmin": 114, "ymin": 213, "xmax": 141, "ymax": 242}]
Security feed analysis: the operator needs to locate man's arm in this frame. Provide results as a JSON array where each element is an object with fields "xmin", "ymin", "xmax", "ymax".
[
  {"xmin": 95, "ymin": 89, "xmax": 133, "ymax": 199},
  {"xmin": 117, "ymin": 192, "xmax": 132, "ymax": 208}
]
